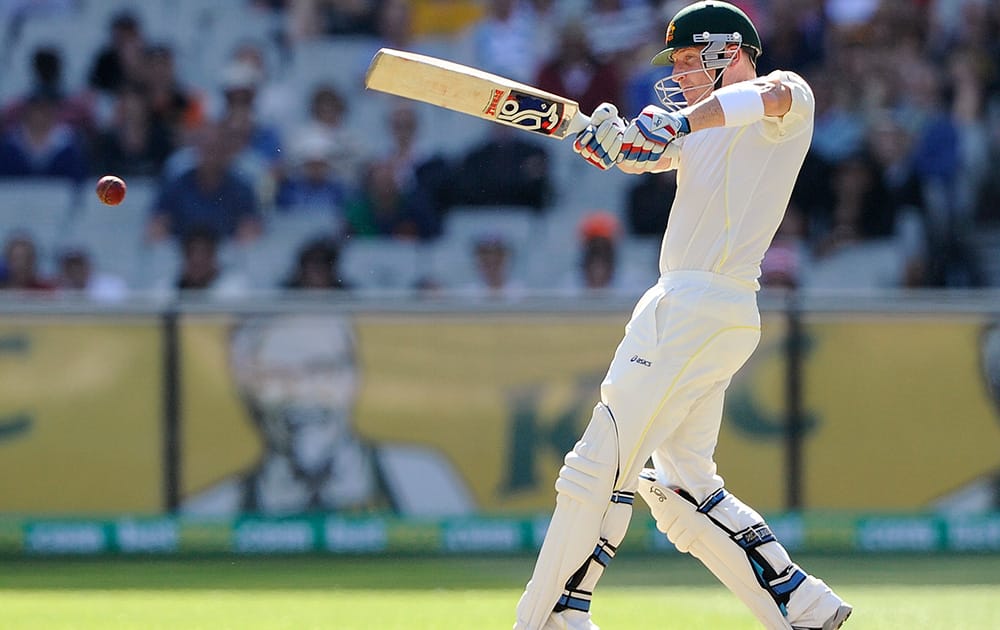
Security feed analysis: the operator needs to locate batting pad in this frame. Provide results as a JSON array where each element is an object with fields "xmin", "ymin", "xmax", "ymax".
[
  {"xmin": 554, "ymin": 479, "xmax": 636, "ymax": 618},
  {"xmin": 638, "ymin": 469, "xmax": 794, "ymax": 629},
  {"xmin": 515, "ymin": 404, "xmax": 620, "ymax": 630}
]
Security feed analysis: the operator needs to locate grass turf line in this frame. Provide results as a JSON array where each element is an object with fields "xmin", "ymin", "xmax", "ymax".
[{"xmin": 1, "ymin": 554, "xmax": 998, "ymax": 629}]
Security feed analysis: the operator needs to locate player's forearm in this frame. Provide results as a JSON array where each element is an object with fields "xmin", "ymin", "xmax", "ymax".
[{"xmin": 679, "ymin": 96, "xmax": 726, "ymax": 132}]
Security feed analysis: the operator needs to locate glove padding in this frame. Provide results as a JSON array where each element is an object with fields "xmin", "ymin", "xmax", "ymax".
[
  {"xmin": 573, "ymin": 103, "xmax": 626, "ymax": 170},
  {"xmin": 619, "ymin": 105, "xmax": 690, "ymax": 170}
]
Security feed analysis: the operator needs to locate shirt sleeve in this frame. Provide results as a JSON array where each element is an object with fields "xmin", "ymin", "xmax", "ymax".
[{"xmin": 758, "ymin": 71, "xmax": 814, "ymax": 143}]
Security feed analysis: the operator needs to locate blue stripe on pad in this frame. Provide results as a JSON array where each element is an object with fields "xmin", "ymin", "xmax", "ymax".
[
  {"xmin": 697, "ymin": 488, "xmax": 727, "ymax": 513},
  {"xmin": 771, "ymin": 569, "xmax": 807, "ymax": 596}
]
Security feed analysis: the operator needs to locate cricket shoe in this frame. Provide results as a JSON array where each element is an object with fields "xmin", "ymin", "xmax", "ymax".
[
  {"xmin": 784, "ymin": 573, "xmax": 851, "ymax": 630},
  {"xmin": 540, "ymin": 610, "xmax": 599, "ymax": 630},
  {"xmin": 792, "ymin": 603, "xmax": 853, "ymax": 630}
]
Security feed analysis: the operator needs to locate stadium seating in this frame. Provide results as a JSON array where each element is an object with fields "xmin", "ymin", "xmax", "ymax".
[
  {"xmin": 429, "ymin": 205, "xmax": 541, "ymax": 290},
  {"xmin": 340, "ymin": 237, "xmax": 426, "ymax": 291},
  {"xmin": 66, "ymin": 186, "xmax": 154, "ymax": 287},
  {"xmin": 236, "ymin": 210, "xmax": 342, "ymax": 289},
  {"xmin": 0, "ymin": 4, "xmax": 986, "ymax": 296},
  {"xmin": 0, "ymin": 178, "xmax": 77, "ymax": 274}
]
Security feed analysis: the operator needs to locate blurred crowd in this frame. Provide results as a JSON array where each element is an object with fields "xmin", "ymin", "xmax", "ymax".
[{"xmin": 0, "ymin": 0, "xmax": 998, "ymax": 300}]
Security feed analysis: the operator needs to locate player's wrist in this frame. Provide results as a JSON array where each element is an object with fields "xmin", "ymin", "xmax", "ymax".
[{"xmin": 675, "ymin": 113, "xmax": 691, "ymax": 135}]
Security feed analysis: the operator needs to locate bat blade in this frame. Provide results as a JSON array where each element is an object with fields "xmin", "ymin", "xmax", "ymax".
[{"xmin": 365, "ymin": 48, "xmax": 589, "ymax": 140}]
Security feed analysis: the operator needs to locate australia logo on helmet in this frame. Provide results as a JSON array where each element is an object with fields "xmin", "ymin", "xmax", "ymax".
[{"xmin": 665, "ymin": 21, "xmax": 675, "ymax": 44}]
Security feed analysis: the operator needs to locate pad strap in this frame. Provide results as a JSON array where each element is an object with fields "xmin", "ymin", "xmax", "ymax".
[
  {"xmin": 611, "ymin": 490, "xmax": 634, "ymax": 505},
  {"xmin": 694, "ymin": 487, "xmax": 799, "ymax": 611},
  {"xmin": 554, "ymin": 489, "xmax": 631, "ymax": 614},
  {"xmin": 555, "ymin": 587, "xmax": 593, "ymax": 613}
]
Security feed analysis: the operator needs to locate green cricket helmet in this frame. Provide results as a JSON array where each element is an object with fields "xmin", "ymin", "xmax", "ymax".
[
  {"xmin": 652, "ymin": 1, "xmax": 762, "ymax": 68},
  {"xmin": 651, "ymin": 1, "xmax": 762, "ymax": 110}
]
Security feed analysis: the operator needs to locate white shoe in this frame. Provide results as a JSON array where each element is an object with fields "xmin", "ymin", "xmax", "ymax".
[
  {"xmin": 785, "ymin": 574, "xmax": 850, "ymax": 630},
  {"xmin": 540, "ymin": 610, "xmax": 599, "ymax": 630},
  {"xmin": 792, "ymin": 603, "xmax": 852, "ymax": 630}
]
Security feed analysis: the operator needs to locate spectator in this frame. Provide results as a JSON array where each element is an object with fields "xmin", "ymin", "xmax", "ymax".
[
  {"xmin": 809, "ymin": 66, "xmax": 867, "ymax": 164},
  {"xmin": 275, "ymin": 133, "xmax": 349, "ymax": 235},
  {"xmin": 567, "ymin": 210, "xmax": 650, "ymax": 295},
  {"xmin": 581, "ymin": 0, "xmax": 656, "ymax": 63},
  {"xmin": 92, "ymin": 82, "xmax": 172, "ymax": 177},
  {"xmin": 463, "ymin": 233, "xmax": 525, "ymax": 301},
  {"xmin": 372, "ymin": 0, "xmax": 418, "ymax": 50},
  {"xmin": 0, "ymin": 0, "xmax": 77, "ymax": 22},
  {"xmin": 890, "ymin": 57, "xmax": 983, "ymax": 287},
  {"xmin": 289, "ymin": 0, "xmax": 379, "ymax": 39},
  {"xmin": 813, "ymin": 152, "xmax": 894, "ymax": 260},
  {"xmin": 148, "ymin": 123, "xmax": 262, "ymax": 243},
  {"xmin": 572, "ymin": 211, "xmax": 620, "ymax": 293},
  {"xmin": 290, "ymin": 83, "xmax": 364, "ymax": 186},
  {"xmin": 625, "ymin": 170, "xmax": 675, "ymax": 237},
  {"xmin": 55, "ymin": 247, "xmax": 128, "ymax": 302},
  {"xmin": 216, "ymin": 60, "xmax": 285, "ymax": 201},
  {"xmin": 866, "ymin": 112, "xmax": 929, "ymax": 286},
  {"xmin": 947, "ymin": 46, "xmax": 991, "ymax": 221},
  {"xmin": 468, "ymin": 0, "xmax": 546, "ymax": 84},
  {"xmin": 283, "ymin": 237, "xmax": 351, "ymax": 290},
  {"xmin": 621, "ymin": 41, "xmax": 668, "ymax": 119},
  {"xmin": 0, "ymin": 87, "xmax": 89, "ymax": 181},
  {"xmin": 534, "ymin": 19, "xmax": 624, "ymax": 116},
  {"xmin": 88, "ymin": 10, "xmax": 147, "ymax": 95},
  {"xmin": 374, "ymin": 103, "xmax": 453, "ymax": 235},
  {"xmin": 800, "ymin": 152, "xmax": 916, "ymax": 290},
  {"xmin": 140, "ymin": 44, "xmax": 205, "ymax": 151},
  {"xmin": 0, "ymin": 234, "xmax": 55, "ymax": 292},
  {"xmin": 453, "ymin": 126, "xmax": 551, "ymax": 212},
  {"xmin": 753, "ymin": 0, "xmax": 825, "ymax": 76},
  {"xmin": 791, "ymin": 149, "xmax": 836, "ymax": 243},
  {"xmin": 2, "ymin": 46, "xmax": 95, "ymax": 135},
  {"xmin": 346, "ymin": 161, "xmax": 437, "ymax": 240},
  {"xmin": 174, "ymin": 228, "xmax": 248, "ymax": 296},
  {"xmin": 219, "ymin": 40, "xmax": 297, "ymax": 133}
]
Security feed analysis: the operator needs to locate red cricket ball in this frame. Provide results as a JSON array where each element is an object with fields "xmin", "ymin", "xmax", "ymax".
[{"xmin": 96, "ymin": 175, "xmax": 127, "ymax": 206}]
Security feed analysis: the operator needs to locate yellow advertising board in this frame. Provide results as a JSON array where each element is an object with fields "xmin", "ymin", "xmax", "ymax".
[
  {"xmin": 6, "ymin": 310, "xmax": 993, "ymax": 517},
  {"xmin": 181, "ymin": 314, "xmax": 783, "ymax": 515},
  {"xmin": 178, "ymin": 316, "xmax": 262, "ymax": 503},
  {"xmin": 177, "ymin": 313, "xmax": 626, "ymax": 515},
  {"xmin": 0, "ymin": 318, "xmax": 162, "ymax": 513},
  {"xmin": 803, "ymin": 316, "xmax": 999, "ymax": 510},
  {"xmin": 719, "ymin": 315, "xmax": 1000, "ymax": 511},
  {"xmin": 178, "ymin": 312, "xmax": 1000, "ymax": 515}
]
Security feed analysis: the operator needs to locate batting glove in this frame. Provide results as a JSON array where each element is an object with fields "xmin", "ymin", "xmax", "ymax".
[
  {"xmin": 619, "ymin": 105, "xmax": 690, "ymax": 170},
  {"xmin": 573, "ymin": 103, "xmax": 626, "ymax": 170}
]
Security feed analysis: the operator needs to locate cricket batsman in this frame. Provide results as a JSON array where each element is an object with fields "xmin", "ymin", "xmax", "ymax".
[{"xmin": 514, "ymin": 2, "xmax": 852, "ymax": 628}]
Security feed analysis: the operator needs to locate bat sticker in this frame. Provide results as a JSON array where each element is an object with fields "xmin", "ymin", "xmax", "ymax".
[
  {"xmin": 496, "ymin": 91, "xmax": 564, "ymax": 135},
  {"xmin": 484, "ymin": 88, "xmax": 507, "ymax": 116}
]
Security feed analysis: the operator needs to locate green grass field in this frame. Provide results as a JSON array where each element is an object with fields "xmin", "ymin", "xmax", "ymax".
[{"xmin": 1, "ymin": 553, "xmax": 999, "ymax": 629}]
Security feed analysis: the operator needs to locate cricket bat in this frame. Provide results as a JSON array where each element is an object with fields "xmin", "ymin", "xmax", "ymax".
[{"xmin": 364, "ymin": 48, "xmax": 590, "ymax": 140}]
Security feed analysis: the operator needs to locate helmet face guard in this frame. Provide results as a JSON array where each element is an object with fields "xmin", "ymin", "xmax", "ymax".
[{"xmin": 653, "ymin": 34, "xmax": 741, "ymax": 111}]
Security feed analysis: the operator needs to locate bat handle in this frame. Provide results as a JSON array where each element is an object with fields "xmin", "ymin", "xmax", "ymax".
[{"xmin": 566, "ymin": 111, "xmax": 591, "ymax": 136}]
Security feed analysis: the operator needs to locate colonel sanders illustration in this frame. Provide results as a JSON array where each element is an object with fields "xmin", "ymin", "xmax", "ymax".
[{"xmin": 182, "ymin": 314, "xmax": 474, "ymax": 516}]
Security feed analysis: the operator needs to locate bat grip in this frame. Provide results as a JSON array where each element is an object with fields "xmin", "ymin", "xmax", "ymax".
[{"xmin": 567, "ymin": 111, "xmax": 591, "ymax": 135}]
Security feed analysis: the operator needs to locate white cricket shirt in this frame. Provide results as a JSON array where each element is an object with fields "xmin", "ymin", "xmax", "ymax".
[{"xmin": 657, "ymin": 71, "xmax": 815, "ymax": 288}]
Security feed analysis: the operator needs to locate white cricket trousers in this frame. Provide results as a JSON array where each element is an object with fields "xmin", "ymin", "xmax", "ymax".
[{"xmin": 603, "ymin": 270, "xmax": 762, "ymax": 502}]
